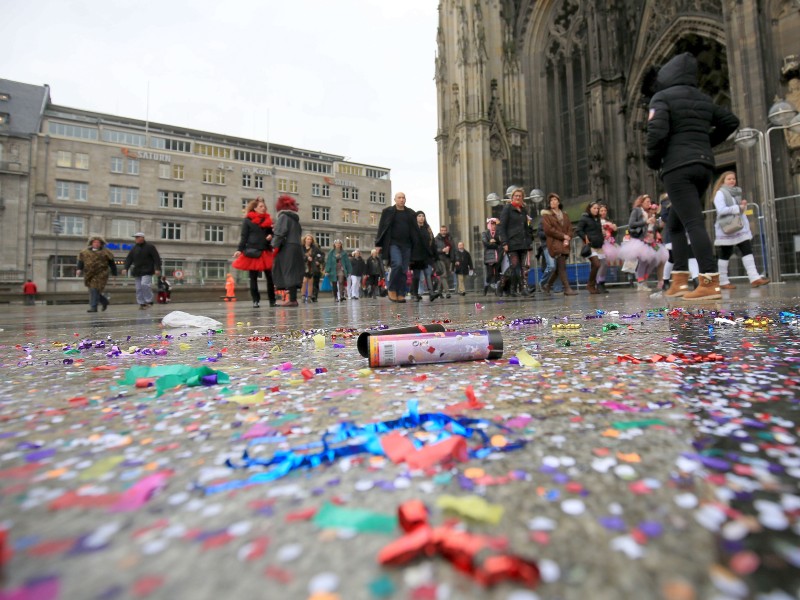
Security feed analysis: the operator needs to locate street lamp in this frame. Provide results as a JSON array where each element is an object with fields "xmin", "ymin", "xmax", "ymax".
[{"xmin": 734, "ymin": 99, "xmax": 800, "ymax": 283}]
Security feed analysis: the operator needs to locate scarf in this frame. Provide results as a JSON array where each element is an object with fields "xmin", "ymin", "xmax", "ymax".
[{"xmin": 247, "ymin": 211, "xmax": 273, "ymax": 228}]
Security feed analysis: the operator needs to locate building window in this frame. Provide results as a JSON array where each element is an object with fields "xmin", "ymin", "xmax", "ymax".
[
  {"xmin": 159, "ymin": 163, "xmax": 171, "ymax": 179},
  {"xmin": 343, "ymin": 187, "xmax": 359, "ymax": 200},
  {"xmin": 272, "ymin": 155, "xmax": 300, "ymax": 169},
  {"xmin": 370, "ymin": 212, "xmax": 380, "ymax": 226},
  {"xmin": 366, "ymin": 168, "xmax": 389, "ymax": 179},
  {"xmin": 215, "ymin": 169, "xmax": 226, "ymax": 185},
  {"xmin": 202, "ymin": 168, "xmax": 213, "ymax": 183},
  {"xmin": 109, "ymin": 186, "xmax": 123, "ymax": 205},
  {"xmin": 125, "ymin": 188, "xmax": 139, "ymax": 206},
  {"xmin": 341, "ymin": 209, "xmax": 351, "ymax": 224},
  {"xmin": 151, "ymin": 137, "xmax": 191, "ymax": 153},
  {"xmin": 52, "ymin": 255, "xmax": 78, "ymax": 279},
  {"xmin": 370, "ymin": 191, "xmax": 386, "ymax": 204},
  {"xmin": 48, "ymin": 122, "xmax": 98, "ymax": 140},
  {"xmin": 304, "ymin": 161, "xmax": 331, "ymax": 174},
  {"xmin": 173, "ymin": 164, "xmax": 184, "ymax": 180},
  {"xmin": 289, "ymin": 180, "xmax": 298, "ymax": 193},
  {"xmin": 204, "ymin": 224, "xmax": 225, "ymax": 242},
  {"xmin": 311, "ymin": 182, "xmax": 320, "ymax": 196},
  {"xmin": 102, "ymin": 130, "xmax": 146, "ymax": 146},
  {"xmin": 242, "ymin": 173, "xmax": 252, "ymax": 188},
  {"xmin": 127, "ymin": 159, "xmax": 140, "ymax": 175},
  {"xmin": 233, "ymin": 149, "xmax": 268, "ymax": 164},
  {"xmin": 379, "ymin": 192, "xmax": 386, "ymax": 204},
  {"xmin": 75, "ymin": 153, "xmax": 89, "ymax": 170},
  {"xmin": 338, "ymin": 164, "xmax": 364, "ymax": 176},
  {"xmin": 111, "ymin": 219, "xmax": 137, "ymax": 238},
  {"xmin": 159, "ymin": 190, "xmax": 184, "ymax": 209},
  {"xmin": 55, "ymin": 180, "xmax": 88, "ymax": 201},
  {"xmin": 161, "ymin": 259, "xmax": 186, "ymax": 279},
  {"xmin": 321, "ymin": 184, "xmax": 330, "ymax": 197},
  {"xmin": 199, "ymin": 260, "xmax": 227, "ymax": 280},
  {"xmin": 311, "ymin": 206, "xmax": 330, "ymax": 221},
  {"xmin": 56, "ymin": 151, "xmax": 72, "ymax": 167},
  {"xmin": 160, "ymin": 221, "xmax": 184, "ymax": 240},
  {"xmin": 315, "ymin": 232, "xmax": 331, "ymax": 248},
  {"xmin": 111, "ymin": 157, "xmax": 124, "ymax": 173},
  {"xmin": 345, "ymin": 235, "xmax": 360, "ymax": 249},
  {"xmin": 202, "ymin": 194, "xmax": 226, "ymax": 212},
  {"xmin": 62, "ymin": 215, "xmax": 86, "ymax": 236},
  {"xmin": 254, "ymin": 175, "xmax": 264, "ymax": 189},
  {"xmin": 278, "ymin": 178, "xmax": 288, "ymax": 192},
  {"xmin": 196, "ymin": 144, "xmax": 231, "ymax": 159},
  {"xmin": 351, "ymin": 210, "xmax": 359, "ymax": 224}
]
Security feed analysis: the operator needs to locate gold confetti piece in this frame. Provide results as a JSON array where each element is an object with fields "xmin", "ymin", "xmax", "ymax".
[
  {"xmin": 516, "ymin": 349, "xmax": 541, "ymax": 368},
  {"xmin": 229, "ymin": 390, "xmax": 265, "ymax": 405},
  {"xmin": 437, "ymin": 494, "xmax": 504, "ymax": 524},
  {"xmin": 617, "ymin": 452, "xmax": 642, "ymax": 463}
]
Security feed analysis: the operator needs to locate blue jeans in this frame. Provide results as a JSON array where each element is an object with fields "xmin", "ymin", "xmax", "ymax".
[
  {"xmin": 541, "ymin": 247, "xmax": 563, "ymax": 291},
  {"xmin": 135, "ymin": 275, "xmax": 154, "ymax": 305},
  {"xmin": 388, "ymin": 245, "xmax": 411, "ymax": 295}
]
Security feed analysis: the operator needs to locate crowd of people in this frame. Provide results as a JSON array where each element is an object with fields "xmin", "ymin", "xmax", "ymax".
[{"xmin": 21, "ymin": 52, "xmax": 774, "ymax": 310}]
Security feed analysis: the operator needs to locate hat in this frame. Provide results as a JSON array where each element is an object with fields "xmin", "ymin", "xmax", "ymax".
[{"xmin": 133, "ymin": 232, "xmax": 145, "ymax": 238}]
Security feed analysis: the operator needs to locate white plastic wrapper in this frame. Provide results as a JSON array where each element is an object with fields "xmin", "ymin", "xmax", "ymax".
[{"xmin": 161, "ymin": 311, "xmax": 222, "ymax": 329}]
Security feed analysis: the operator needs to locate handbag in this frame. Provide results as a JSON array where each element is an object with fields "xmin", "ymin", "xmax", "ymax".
[
  {"xmin": 243, "ymin": 247, "xmax": 263, "ymax": 258},
  {"xmin": 718, "ymin": 187, "xmax": 745, "ymax": 234},
  {"xmin": 580, "ymin": 243, "xmax": 592, "ymax": 258},
  {"xmin": 621, "ymin": 258, "xmax": 639, "ymax": 274}
]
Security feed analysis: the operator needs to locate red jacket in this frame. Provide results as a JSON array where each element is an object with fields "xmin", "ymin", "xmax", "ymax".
[{"xmin": 22, "ymin": 281, "xmax": 37, "ymax": 295}]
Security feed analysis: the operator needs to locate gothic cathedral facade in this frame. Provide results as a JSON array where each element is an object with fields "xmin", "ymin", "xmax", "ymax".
[{"xmin": 436, "ymin": 0, "xmax": 800, "ymax": 252}]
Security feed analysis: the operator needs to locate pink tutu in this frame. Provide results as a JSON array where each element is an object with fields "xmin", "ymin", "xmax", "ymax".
[
  {"xmin": 602, "ymin": 241, "xmax": 619, "ymax": 262},
  {"xmin": 653, "ymin": 243, "xmax": 669, "ymax": 265},
  {"xmin": 618, "ymin": 238, "xmax": 658, "ymax": 263}
]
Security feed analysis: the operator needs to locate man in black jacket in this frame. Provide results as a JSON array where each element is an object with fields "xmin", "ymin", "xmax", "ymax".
[
  {"xmin": 123, "ymin": 233, "xmax": 161, "ymax": 309},
  {"xmin": 434, "ymin": 226, "xmax": 455, "ymax": 298},
  {"xmin": 645, "ymin": 52, "xmax": 739, "ymax": 300},
  {"xmin": 375, "ymin": 192, "xmax": 421, "ymax": 303}
]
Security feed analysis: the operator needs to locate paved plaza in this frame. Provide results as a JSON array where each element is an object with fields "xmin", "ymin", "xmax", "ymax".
[{"xmin": 1, "ymin": 283, "xmax": 799, "ymax": 600}]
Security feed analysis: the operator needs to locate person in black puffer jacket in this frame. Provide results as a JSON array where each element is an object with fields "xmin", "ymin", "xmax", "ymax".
[
  {"xmin": 498, "ymin": 187, "xmax": 533, "ymax": 297},
  {"xmin": 645, "ymin": 52, "xmax": 739, "ymax": 300},
  {"xmin": 575, "ymin": 201, "xmax": 605, "ymax": 294}
]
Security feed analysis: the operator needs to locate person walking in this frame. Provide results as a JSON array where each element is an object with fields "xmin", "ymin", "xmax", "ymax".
[
  {"xmin": 76, "ymin": 235, "xmax": 117, "ymax": 312},
  {"xmin": 453, "ymin": 242, "xmax": 474, "ymax": 296},
  {"xmin": 349, "ymin": 250, "xmax": 366, "ymax": 300},
  {"xmin": 301, "ymin": 234, "xmax": 325, "ymax": 303},
  {"xmin": 22, "ymin": 279, "xmax": 37, "ymax": 305},
  {"xmin": 157, "ymin": 276, "xmax": 171, "ymax": 304},
  {"xmin": 481, "ymin": 218, "xmax": 502, "ymax": 295},
  {"xmin": 645, "ymin": 51, "xmax": 740, "ymax": 300},
  {"xmin": 498, "ymin": 187, "xmax": 533, "ymax": 297},
  {"xmin": 365, "ymin": 249, "xmax": 383, "ymax": 299},
  {"xmin": 597, "ymin": 204, "xmax": 617, "ymax": 293},
  {"xmin": 537, "ymin": 215, "xmax": 562, "ymax": 293},
  {"xmin": 271, "ymin": 195, "xmax": 304, "ymax": 307},
  {"xmin": 123, "ymin": 232, "xmax": 161, "ymax": 309},
  {"xmin": 410, "ymin": 211, "xmax": 437, "ymax": 302},
  {"xmin": 375, "ymin": 192, "xmax": 421, "ymax": 303},
  {"xmin": 434, "ymin": 225, "xmax": 455, "ymax": 298},
  {"xmin": 618, "ymin": 194, "xmax": 660, "ymax": 291},
  {"xmin": 541, "ymin": 193, "xmax": 577, "ymax": 296},
  {"xmin": 711, "ymin": 171, "xmax": 770, "ymax": 289},
  {"xmin": 575, "ymin": 201, "xmax": 605, "ymax": 294},
  {"xmin": 325, "ymin": 240, "xmax": 352, "ymax": 302},
  {"xmin": 232, "ymin": 197, "xmax": 276, "ymax": 308}
]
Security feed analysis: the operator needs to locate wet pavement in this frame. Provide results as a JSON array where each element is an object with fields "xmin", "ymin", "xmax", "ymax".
[{"xmin": 1, "ymin": 283, "xmax": 799, "ymax": 600}]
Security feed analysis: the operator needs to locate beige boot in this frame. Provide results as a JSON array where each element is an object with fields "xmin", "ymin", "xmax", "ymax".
[
  {"xmin": 682, "ymin": 273, "xmax": 721, "ymax": 301},
  {"xmin": 664, "ymin": 271, "xmax": 690, "ymax": 298}
]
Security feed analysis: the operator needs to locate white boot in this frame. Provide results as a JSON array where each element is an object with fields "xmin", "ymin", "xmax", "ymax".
[
  {"xmin": 718, "ymin": 259, "xmax": 735, "ymax": 289},
  {"xmin": 742, "ymin": 254, "xmax": 770, "ymax": 287}
]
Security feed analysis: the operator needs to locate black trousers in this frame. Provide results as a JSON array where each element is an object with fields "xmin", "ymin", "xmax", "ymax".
[
  {"xmin": 249, "ymin": 270, "xmax": 275, "ymax": 304},
  {"xmin": 662, "ymin": 163, "xmax": 715, "ymax": 273}
]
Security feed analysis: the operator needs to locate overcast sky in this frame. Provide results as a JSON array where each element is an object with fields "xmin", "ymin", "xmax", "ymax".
[{"xmin": 4, "ymin": 0, "xmax": 442, "ymax": 228}]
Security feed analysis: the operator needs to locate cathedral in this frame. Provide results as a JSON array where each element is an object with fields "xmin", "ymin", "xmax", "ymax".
[{"xmin": 435, "ymin": 0, "xmax": 800, "ymax": 269}]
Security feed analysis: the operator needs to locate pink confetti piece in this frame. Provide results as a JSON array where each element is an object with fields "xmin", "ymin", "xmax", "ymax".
[{"xmin": 110, "ymin": 471, "xmax": 173, "ymax": 513}]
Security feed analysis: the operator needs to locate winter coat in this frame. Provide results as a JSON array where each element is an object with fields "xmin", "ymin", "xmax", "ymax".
[
  {"xmin": 366, "ymin": 255, "xmax": 384, "ymax": 276},
  {"xmin": 498, "ymin": 203, "xmax": 532, "ymax": 252},
  {"xmin": 434, "ymin": 233, "xmax": 455, "ymax": 262},
  {"xmin": 375, "ymin": 205, "xmax": 421, "ymax": 264},
  {"xmin": 627, "ymin": 207, "xmax": 648, "ymax": 240},
  {"xmin": 271, "ymin": 210, "xmax": 304, "ymax": 289},
  {"xmin": 575, "ymin": 212, "xmax": 604, "ymax": 249},
  {"xmin": 659, "ymin": 201, "xmax": 672, "ymax": 245},
  {"xmin": 123, "ymin": 241, "xmax": 160, "ymax": 276},
  {"xmin": 713, "ymin": 186, "xmax": 753, "ymax": 246},
  {"xmin": 645, "ymin": 52, "xmax": 740, "ymax": 175},
  {"xmin": 351, "ymin": 256, "xmax": 367, "ymax": 277},
  {"xmin": 453, "ymin": 249, "xmax": 474, "ymax": 275},
  {"xmin": 237, "ymin": 215, "xmax": 273, "ymax": 253},
  {"xmin": 411, "ymin": 224, "xmax": 436, "ymax": 269},
  {"xmin": 542, "ymin": 210, "xmax": 574, "ymax": 257},
  {"xmin": 481, "ymin": 228, "xmax": 501, "ymax": 265},
  {"xmin": 325, "ymin": 249, "xmax": 352, "ymax": 279},
  {"xmin": 302, "ymin": 243, "xmax": 325, "ymax": 277},
  {"xmin": 78, "ymin": 240, "xmax": 117, "ymax": 290}
]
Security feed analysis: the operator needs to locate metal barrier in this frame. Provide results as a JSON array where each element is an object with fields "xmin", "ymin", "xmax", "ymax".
[{"xmin": 774, "ymin": 193, "xmax": 800, "ymax": 279}]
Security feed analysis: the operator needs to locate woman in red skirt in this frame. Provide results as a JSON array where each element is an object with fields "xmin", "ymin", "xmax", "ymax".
[{"xmin": 232, "ymin": 197, "xmax": 276, "ymax": 308}]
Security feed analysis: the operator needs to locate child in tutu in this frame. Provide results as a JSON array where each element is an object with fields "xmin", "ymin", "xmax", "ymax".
[
  {"xmin": 598, "ymin": 204, "xmax": 617, "ymax": 292},
  {"xmin": 618, "ymin": 194, "xmax": 660, "ymax": 290}
]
